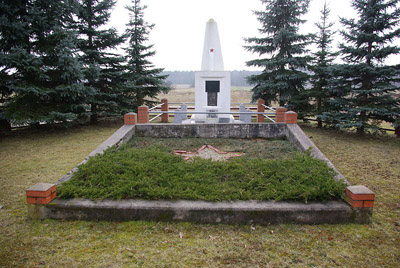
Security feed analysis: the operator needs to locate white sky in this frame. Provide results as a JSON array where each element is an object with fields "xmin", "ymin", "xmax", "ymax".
[{"xmin": 110, "ymin": 0, "xmax": 399, "ymax": 71}]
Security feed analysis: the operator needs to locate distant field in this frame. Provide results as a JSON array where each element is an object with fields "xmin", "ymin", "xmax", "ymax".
[{"xmin": 157, "ymin": 86, "xmax": 253, "ymax": 103}]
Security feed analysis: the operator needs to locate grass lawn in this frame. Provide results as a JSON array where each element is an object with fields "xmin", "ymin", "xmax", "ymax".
[{"xmin": 1, "ymin": 121, "xmax": 399, "ymax": 267}]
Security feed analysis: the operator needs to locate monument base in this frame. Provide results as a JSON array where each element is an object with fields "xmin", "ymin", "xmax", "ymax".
[{"xmin": 183, "ymin": 114, "xmax": 236, "ymax": 124}]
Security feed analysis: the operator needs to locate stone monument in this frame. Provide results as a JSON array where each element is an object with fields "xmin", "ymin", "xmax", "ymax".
[{"xmin": 185, "ymin": 19, "xmax": 235, "ymax": 124}]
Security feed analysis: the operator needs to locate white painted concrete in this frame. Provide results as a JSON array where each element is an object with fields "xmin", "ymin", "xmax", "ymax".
[
  {"xmin": 194, "ymin": 71, "xmax": 231, "ymax": 113},
  {"xmin": 201, "ymin": 19, "xmax": 224, "ymax": 71},
  {"xmin": 186, "ymin": 19, "xmax": 233, "ymax": 123}
]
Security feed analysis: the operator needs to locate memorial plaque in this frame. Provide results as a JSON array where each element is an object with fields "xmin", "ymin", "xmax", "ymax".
[
  {"xmin": 206, "ymin": 81, "xmax": 220, "ymax": 106},
  {"xmin": 207, "ymin": 109, "xmax": 218, "ymax": 118},
  {"xmin": 207, "ymin": 92, "xmax": 218, "ymax": 106},
  {"xmin": 206, "ymin": 81, "xmax": 220, "ymax": 93}
]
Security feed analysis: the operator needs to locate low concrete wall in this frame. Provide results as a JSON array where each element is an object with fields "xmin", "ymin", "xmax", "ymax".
[
  {"xmin": 56, "ymin": 125, "xmax": 135, "ymax": 185},
  {"xmin": 135, "ymin": 123, "xmax": 287, "ymax": 139},
  {"xmin": 30, "ymin": 199, "xmax": 372, "ymax": 224},
  {"xmin": 285, "ymin": 124, "xmax": 348, "ymax": 184}
]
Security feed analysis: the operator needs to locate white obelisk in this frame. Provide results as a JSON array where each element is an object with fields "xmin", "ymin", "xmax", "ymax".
[
  {"xmin": 190, "ymin": 19, "xmax": 233, "ymax": 123},
  {"xmin": 201, "ymin": 19, "xmax": 224, "ymax": 71}
]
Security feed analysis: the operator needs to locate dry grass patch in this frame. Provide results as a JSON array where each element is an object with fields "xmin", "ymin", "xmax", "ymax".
[{"xmin": 157, "ymin": 87, "xmax": 253, "ymax": 104}]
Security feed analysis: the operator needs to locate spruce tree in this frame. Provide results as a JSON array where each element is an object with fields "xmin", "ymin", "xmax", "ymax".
[
  {"xmin": 122, "ymin": 0, "xmax": 169, "ymax": 111},
  {"xmin": 4, "ymin": 0, "xmax": 90, "ymax": 126},
  {"xmin": 327, "ymin": 0, "xmax": 400, "ymax": 134},
  {"xmin": 307, "ymin": 2, "xmax": 337, "ymax": 128},
  {"xmin": 0, "ymin": 0, "xmax": 31, "ymax": 131},
  {"xmin": 245, "ymin": 0, "xmax": 312, "ymax": 108},
  {"xmin": 76, "ymin": 0, "xmax": 126, "ymax": 123}
]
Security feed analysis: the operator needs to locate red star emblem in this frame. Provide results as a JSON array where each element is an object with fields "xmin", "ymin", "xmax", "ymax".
[
  {"xmin": 209, "ymin": 48, "xmax": 215, "ymax": 53},
  {"xmin": 174, "ymin": 145, "xmax": 244, "ymax": 161}
]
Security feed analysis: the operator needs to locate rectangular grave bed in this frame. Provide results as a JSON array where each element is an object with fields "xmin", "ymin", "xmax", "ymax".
[{"xmin": 29, "ymin": 124, "xmax": 372, "ymax": 224}]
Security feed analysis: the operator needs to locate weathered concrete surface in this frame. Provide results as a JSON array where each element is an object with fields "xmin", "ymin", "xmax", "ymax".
[
  {"xmin": 55, "ymin": 125, "xmax": 135, "ymax": 185},
  {"xmin": 34, "ymin": 199, "xmax": 371, "ymax": 224},
  {"xmin": 135, "ymin": 123, "xmax": 286, "ymax": 139},
  {"xmin": 285, "ymin": 124, "xmax": 348, "ymax": 184}
]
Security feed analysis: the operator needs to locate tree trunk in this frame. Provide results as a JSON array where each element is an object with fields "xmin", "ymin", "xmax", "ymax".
[
  {"xmin": 356, "ymin": 124, "xmax": 365, "ymax": 135},
  {"xmin": 317, "ymin": 97, "xmax": 322, "ymax": 128},
  {"xmin": 0, "ymin": 119, "xmax": 11, "ymax": 133},
  {"xmin": 279, "ymin": 97, "xmax": 285, "ymax": 107},
  {"xmin": 137, "ymin": 94, "xmax": 144, "ymax": 109},
  {"xmin": 395, "ymin": 127, "xmax": 400, "ymax": 138},
  {"xmin": 30, "ymin": 122, "xmax": 40, "ymax": 129},
  {"xmin": 90, "ymin": 104, "xmax": 98, "ymax": 124},
  {"xmin": 317, "ymin": 118, "xmax": 322, "ymax": 128},
  {"xmin": 357, "ymin": 98, "xmax": 367, "ymax": 135}
]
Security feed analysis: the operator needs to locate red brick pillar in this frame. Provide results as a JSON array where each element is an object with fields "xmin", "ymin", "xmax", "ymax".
[
  {"xmin": 285, "ymin": 111, "xmax": 298, "ymax": 124},
  {"xmin": 137, "ymin": 106, "xmax": 149, "ymax": 124},
  {"xmin": 257, "ymin": 99, "xmax": 265, "ymax": 123},
  {"xmin": 161, "ymin": 99, "xmax": 169, "ymax": 123},
  {"xmin": 275, "ymin": 107, "xmax": 287, "ymax": 123},
  {"xmin": 124, "ymin": 113, "xmax": 137, "ymax": 125},
  {"xmin": 26, "ymin": 183, "xmax": 56, "ymax": 205},
  {"xmin": 346, "ymin": 186, "xmax": 375, "ymax": 208}
]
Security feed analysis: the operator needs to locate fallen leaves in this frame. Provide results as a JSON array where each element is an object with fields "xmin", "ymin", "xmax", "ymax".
[
  {"xmin": 163, "ymin": 227, "xmax": 174, "ymax": 233},
  {"xmin": 209, "ymin": 235, "xmax": 218, "ymax": 241}
]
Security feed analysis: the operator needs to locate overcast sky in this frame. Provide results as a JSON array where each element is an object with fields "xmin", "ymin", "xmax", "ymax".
[{"xmin": 109, "ymin": 0, "xmax": 399, "ymax": 71}]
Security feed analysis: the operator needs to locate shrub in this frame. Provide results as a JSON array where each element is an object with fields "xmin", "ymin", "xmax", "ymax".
[{"xmin": 58, "ymin": 144, "xmax": 346, "ymax": 202}]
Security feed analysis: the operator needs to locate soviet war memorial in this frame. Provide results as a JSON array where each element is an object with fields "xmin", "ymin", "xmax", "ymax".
[{"xmin": 0, "ymin": 0, "xmax": 399, "ymax": 267}]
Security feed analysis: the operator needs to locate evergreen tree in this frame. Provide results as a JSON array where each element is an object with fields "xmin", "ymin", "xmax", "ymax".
[
  {"xmin": 3, "ymin": 0, "xmax": 90, "ymax": 127},
  {"xmin": 0, "ymin": 0, "xmax": 31, "ymax": 132},
  {"xmin": 245, "ymin": 0, "xmax": 312, "ymax": 108},
  {"xmin": 307, "ymin": 2, "xmax": 337, "ymax": 128},
  {"xmin": 326, "ymin": 0, "xmax": 400, "ymax": 134},
  {"xmin": 76, "ymin": 0, "xmax": 126, "ymax": 123},
  {"xmin": 122, "ymin": 0, "xmax": 169, "ymax": 111}
]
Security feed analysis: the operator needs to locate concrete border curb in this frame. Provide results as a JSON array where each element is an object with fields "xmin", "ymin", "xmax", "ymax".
[
  {"xmin": 56, "ymin": 125, "xmax": 135, "ymax": 185},
  {"xmin": 30, "ymin": 199, "xmax": 372, "ymax": 224},
  {"xmin": 285, "ymin": 124, "xmax": 348, "ymax": 184}
]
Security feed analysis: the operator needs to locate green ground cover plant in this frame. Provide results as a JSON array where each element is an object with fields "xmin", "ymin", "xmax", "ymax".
[{"xmin": 57, "ymin": 142, "xmax": 346, "ymax": 201}]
